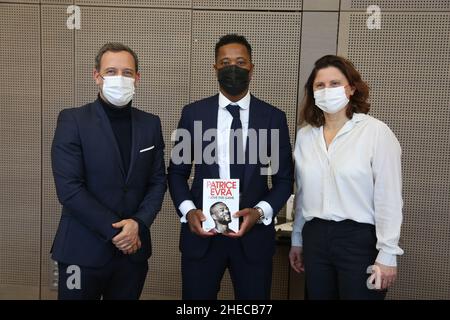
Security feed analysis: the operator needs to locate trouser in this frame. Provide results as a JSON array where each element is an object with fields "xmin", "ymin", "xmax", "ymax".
[
  {"xmin": 303, "ymin": 218, "xmax": 387, "ymax": 300},
  {"xmin": 57, "ymin": 252, "xmax": 148, "ymax": 300},
  {"xmin": 182, "ymin": 235, "xmax": 273, "ymax": 300}
]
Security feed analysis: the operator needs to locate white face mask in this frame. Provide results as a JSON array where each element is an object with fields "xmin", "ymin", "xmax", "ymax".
[
  {"xmin": 101, "ymin": 76, "xmax": 135, "ymax": 107},
  {"xmin": 313, "ymin": 86, "xmax": 349, "ymax": 114}
]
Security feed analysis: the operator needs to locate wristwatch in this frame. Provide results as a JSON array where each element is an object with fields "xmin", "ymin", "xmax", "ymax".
[{"xmin": 254, "ymin": 207, "xmax": 265, "ymax": 224}]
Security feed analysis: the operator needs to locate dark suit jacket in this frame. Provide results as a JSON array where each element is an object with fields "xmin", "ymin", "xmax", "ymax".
[
  {"xmin": 51, "ymin": 98, "xmax": 167, "ymax": 267},
  {"xmin": 168, "ymin": 94, "xmax": 293, "ymax": 262}
]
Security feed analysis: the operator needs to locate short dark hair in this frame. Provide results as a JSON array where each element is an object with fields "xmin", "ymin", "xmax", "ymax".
[
  {"xmin": 300, "ymin": 55, "xmax": 370, "ymax": 127},
  {"xmin": 210, "ymin": 202, "xmax": 229, "ymax": 216},
  {"xmin": 95, "ymin": 42, "xmax": 139, "ymax": 72},
  {"xmin": 215, "ymin": 34, "xmax": 252, "ymax": 61}
]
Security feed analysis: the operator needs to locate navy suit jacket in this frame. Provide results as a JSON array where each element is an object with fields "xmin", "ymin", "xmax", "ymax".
[
  {"xmin": 51, "ymin": 99, "xmax": 167, "ymax": 267},
  {"xmin": 168, "ymin": 94, "xmax": 293, "ymax": 262}
]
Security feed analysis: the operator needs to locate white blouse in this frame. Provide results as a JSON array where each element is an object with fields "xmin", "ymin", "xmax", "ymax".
[{"xmin": 292, "ymin": 113, "xmax": 404, "ymax": 266}]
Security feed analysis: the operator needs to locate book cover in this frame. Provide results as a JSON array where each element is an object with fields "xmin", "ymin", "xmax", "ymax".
[{"xmin": 202, "ymin": 179, "xmax": 240, "ymax": 233}]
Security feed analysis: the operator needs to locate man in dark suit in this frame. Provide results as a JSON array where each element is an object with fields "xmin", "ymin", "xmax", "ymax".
[
  {"xmin": 51, "ymin": 42, "xmax": 166, "ymax": 300},
  {"xmin": 168, "ymin": 34, "xmax": 293, "ymax": 299}
]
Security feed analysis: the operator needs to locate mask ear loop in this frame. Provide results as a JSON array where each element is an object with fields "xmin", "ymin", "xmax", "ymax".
[{"xmin": 344, "ymin": 84, "xmax": 356, "ymax": 113}]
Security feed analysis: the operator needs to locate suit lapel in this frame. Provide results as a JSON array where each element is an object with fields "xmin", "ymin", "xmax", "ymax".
[
  {"xmin": 126, "ymin": 109, "xmax": 139, "ymax": 183},
  {"xmin": 94, "ymin": 99, "xmax": 126, "ymax": 179},
  {"xmin": 243, "ymin": 95, "xmax": 267, "ymax": 194},
  {"xmin": 204, "ymin": 95, "xmax": 220, "ymax": 179}
]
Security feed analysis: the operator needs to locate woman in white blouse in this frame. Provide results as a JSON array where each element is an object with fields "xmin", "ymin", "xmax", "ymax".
[{"xmin": 289, "ymin": 55, "xmax": 403, "ymax": 300}]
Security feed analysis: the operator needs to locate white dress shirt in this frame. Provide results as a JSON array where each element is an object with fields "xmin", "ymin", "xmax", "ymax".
[
  {"xmin": 179, "ymin": 91, "xmax": 274, "ymax": 225},
  {"xmin": 292, "ymin": 113, "xmax": 404, "ymax": 266}
]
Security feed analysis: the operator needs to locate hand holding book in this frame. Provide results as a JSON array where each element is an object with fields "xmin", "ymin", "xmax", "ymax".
[
  {"xmin": 223, "ymin": 208, "xmax": 261, "ymax": 238},
  {"xmin": 187, "ymin": 209, "xmax": 216, "ymax": 238}
]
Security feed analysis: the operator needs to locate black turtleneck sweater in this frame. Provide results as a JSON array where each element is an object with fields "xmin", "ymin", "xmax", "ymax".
[{"xmin": 99, "ymin": 95, "xmax": 132, "ymax": 175}]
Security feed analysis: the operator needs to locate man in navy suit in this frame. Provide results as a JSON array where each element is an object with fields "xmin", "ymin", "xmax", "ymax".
[
  {"xmin": 168, "ymin": 34, "xmax": 293, "ymax": 299},
  {"xmin": 51, "ymin": 43, "xmax": 166, "ymax": 300}
]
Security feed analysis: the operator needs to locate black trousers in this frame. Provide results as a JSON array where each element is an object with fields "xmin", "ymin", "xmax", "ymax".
[
  {"xmin": 182, "ymin": 235, "xmax": 273, "ymax": 300},
  {"xmin": 303, "ymin": 218, "xmax": 387, "ymax": 300},
  {"xmin": 58, "ymin": 252, "xmax": 148, "ymax": 300}
]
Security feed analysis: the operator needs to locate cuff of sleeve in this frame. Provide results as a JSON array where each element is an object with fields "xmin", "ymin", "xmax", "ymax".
[
  {"xmin": 291, "ymin": 231, "xmax": 303, "ymax": 247},
  {"xmin": 376, "ymin": 250, "xmax": 397, "ymax": 267},
  {"xmin": 130, "ymin": 216, "xmax": 145, "ymax": 226},
  {"xmin": 132, "ymin": 210, "xmax": 154, "ymax": 228},
  {"xmin": 105, "ymin": 213, "xmax": 122, "ymax": 241},
  {"xmin": 179, "ymin": 200, "xmax": 197, "ymax": 223},
  {"xmin": 255, "ymin": 201, "xmax": 273, "ymax": 226}
]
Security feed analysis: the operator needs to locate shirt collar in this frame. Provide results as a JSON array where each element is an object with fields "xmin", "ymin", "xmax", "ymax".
[
  {"xmin": 218, "ymin": 90, "xmax": 251, "ymax": 110},
  {"xmin": 351, "ymin": 112, "xmax": 367, "ymax": 123},
  {"xmin": 314, "ymin": 112, "xmax": 368, "ymax": 137},
  {"xmin": 335, "ymin": 113, "xmax": 366, "ymax": 137},
  {"xmin": 97, "ymin": 93, "xmax": 132, "ymax": 117}
]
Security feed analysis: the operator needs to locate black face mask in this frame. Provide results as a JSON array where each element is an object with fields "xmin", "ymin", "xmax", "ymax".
[{"xmin": 217, "ymin": 65, "xmax": 250, "ymax": 96}]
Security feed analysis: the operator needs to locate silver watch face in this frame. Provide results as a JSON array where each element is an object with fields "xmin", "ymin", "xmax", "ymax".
[{"xmin": 256, "ymin": 207, "xmax": 264, "ymax": 221}]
